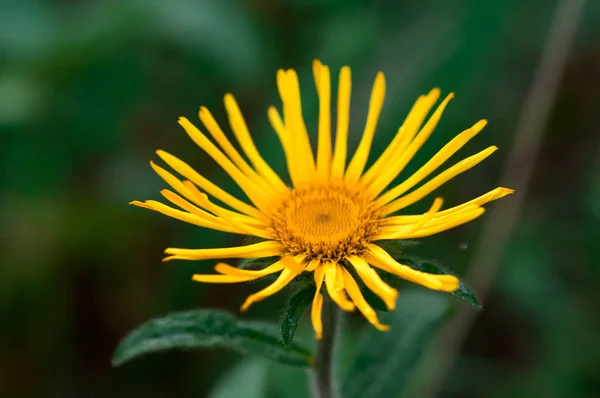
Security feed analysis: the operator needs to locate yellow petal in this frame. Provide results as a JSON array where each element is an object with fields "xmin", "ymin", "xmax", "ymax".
[
  {"xmin": 381, "ymin": 187, "xmax": 513, "ymax": 226},
  {"xmin": 214, "ymin": 260, "xmax": 285, "ymax": 277},
  {"xmin": 191, "ymin": 191, "xmax": 274, "ymax": 239},
  {"xmin": 340, "ymin": 267, "xmax": 390, "ymax": 331},
  {"xmin": 331, "ymin": 66, "xmax": 351, "ymax": 179},
  {"xmin": 159, "ymin": 189, "xmax": 230, "ymax": 226},
  {"xmin": 368, "ymin": 93, "xmax": 454, "ymax": 199},
  {"xmin": 150, "ymin": 161, "xmax": 203, "ymax": 207},
  {"xmin": 314, "ymin": 60, "xmax": 332, "ymax": 179},
  {"xmin": 361, "ymin": 88, "xmax": 441, "ymax": 186},
  {"xmin": 347, "ymin": 255, "xmax": 398, "ymax": 310},
  {"xmin": 377, "ymin": 203, "xmax": 480, "ymax": 238},
  {"xmin": 135, "ymin": 200, "xmax": 237, "ymax": 233},
  {"xmin": 306, "ymin": 259, "xmax": 321, "ymax": 272},
  {"xmin": 345, "ymin": 72, "xmax": 386, "ymax": 183},
  {"xmin": 374, "ymin": 119, "xmax": 488, "ymax": 201},
  {"xmin": 223, "ymin": 94, "xmax": 288, "ymax": 193},
  {"xmin": 281, "ymin": 69, "xmax": 315, "ymax": 184},
  {"xmin": 163, "ymin": 240, "xmax": 284, "ymax": 261},
  {"xmin": 268, "ymin": 105, "xmax": 299, "ymax": 186},
  {"xmin": 156, "ymin": 150, "xmax": 261, "ymax": 218},
  {"xmin": 408, "ymin": 207, "xmax": 486, "ymax": 238},
  {"xmin": 380, "ymin": 146, "xmax": 498, "ymax": 215},
  {"xmin": 192, "ymin": 274, "xmax": 258, "ymax": 283},
  {"xmin": 181, "ymin": 180, "xmax": 266, "ymax": 227},
  {"xmin": 323, "ymin": 262, "xmax": 355, "ymax": 311},
  {"xmin": 311, "ymin": 264, "xmax": 325, "ymax": 339},
  {"xmin": 178, "ymin": 117, "xmax": 272, "ymax": 210},
  {"xmin": 366, "ymin": 244, "xmax": 459, "ymax": 292},
  {"xmin": 198, "ymin": 106, "xmax": 262, "ymax": 183},
  {"xmin": 240, "ymin": 256, "xmax": 305, "ymax": 311}
]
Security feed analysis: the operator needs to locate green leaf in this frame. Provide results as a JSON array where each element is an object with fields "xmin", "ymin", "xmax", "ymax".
[
  {"xmin": 280, "ymin": 285, "xmax": 315, "ymax": 347},
  {"xmin": 342, "ymin": 290, "xmax": 450, "ymax": 398},
  {"xmin": 112, "ymin": 310, "xmax": 313, "ymax": 367}
]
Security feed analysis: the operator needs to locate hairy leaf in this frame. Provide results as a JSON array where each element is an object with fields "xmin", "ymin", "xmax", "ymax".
[
  {"xmin": 280, "ymin": 285, "xmax": 316, "ymax": 347},
  {"xmin": 112, "ymin": 310, "xmax": 313, "ymax": 367}
]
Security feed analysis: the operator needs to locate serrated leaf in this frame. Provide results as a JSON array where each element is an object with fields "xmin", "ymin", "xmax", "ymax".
[
  {"xmin": 280, "ymin": 285, "xmax": 315, "ymax": 347},
  {"xmin": 112, "ymin": 310, "xmax": 313, "ymax": 367},
  {"xmin": 342, "ymin": 290, "xmax": 450, "ymax": 398}
]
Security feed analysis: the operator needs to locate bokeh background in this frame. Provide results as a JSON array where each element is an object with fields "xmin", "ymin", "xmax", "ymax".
[{"xmin": 1, "ymin": 0, "xmax": 599, "ymax": 397}]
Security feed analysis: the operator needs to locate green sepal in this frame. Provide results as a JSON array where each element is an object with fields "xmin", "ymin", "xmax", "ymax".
[
  {"xmin": 342, "ymin": 290, "xmax": 451, "ymax": 398},
  {"xmin": 112, "ymin": 310, "xmax": 313, "ymax": 367},
  {"xmin": 280, "ymin": 285, "xmax": 316, "ymax": 347}
]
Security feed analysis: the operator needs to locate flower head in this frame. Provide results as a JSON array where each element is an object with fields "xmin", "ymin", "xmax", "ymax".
[{"xmin": 132, "ymin": 60, "xmax": 513, "ymax": 338}]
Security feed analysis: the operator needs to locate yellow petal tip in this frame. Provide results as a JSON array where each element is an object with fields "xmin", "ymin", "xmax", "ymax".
[
  {"xmin": 498, "ymin": 187, "xmax": 516, "ymax": 196},
  {"xmin": 374, "ymin": 323, "xmax": 391, "ymax": 332},
  {"xmin": 224, "ymin": 93, "xmax": 235, "ymax": 103},
  {"xmin": 240, "ymin": 300, "xmax": 252, "ymax": 312},
  {"xmin": 475, "ymin": 119, "xmax": 489, "ymax": 129}
]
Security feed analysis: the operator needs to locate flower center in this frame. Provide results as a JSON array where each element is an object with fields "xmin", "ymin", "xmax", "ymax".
[{"xmin": 269, "ymin": 183, "xmax": 380, "ymax": 261}]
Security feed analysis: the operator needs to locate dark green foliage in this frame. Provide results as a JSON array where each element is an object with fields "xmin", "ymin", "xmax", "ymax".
[
  {"xmin": 280, "ymin": 285, "xmax": 316, "ymax": 347},
  {"xmin": 342, "ymin": 290, "xmax": 450, "ymax": 398},
  {"xmin": 112, "ymin": 310, "xmax": 313, "ymax": 367},
  {"xmin": 238, "ymin": 256, "xmax": 280, "ymax": 271}
]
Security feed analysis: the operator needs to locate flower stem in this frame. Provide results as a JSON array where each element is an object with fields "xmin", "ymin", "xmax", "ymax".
[{"xmin": 312, "ymin": 298, "xmax": 339, "ymax": 398}]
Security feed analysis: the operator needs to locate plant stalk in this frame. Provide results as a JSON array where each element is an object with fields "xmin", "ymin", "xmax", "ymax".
[{"xmin": 312, "ymin": 298, "xmax": 339, "ymax": 398}]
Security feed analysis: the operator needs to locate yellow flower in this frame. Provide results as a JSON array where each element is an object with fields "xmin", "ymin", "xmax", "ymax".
[{"xmin": 132, "ymin": 60, "xmax": 513, "ymax": 338}]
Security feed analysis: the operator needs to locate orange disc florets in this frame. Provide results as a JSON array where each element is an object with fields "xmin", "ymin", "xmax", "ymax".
[{"xmin": 268, "ymin": 183, "xmax": 380, "ymax": 262}]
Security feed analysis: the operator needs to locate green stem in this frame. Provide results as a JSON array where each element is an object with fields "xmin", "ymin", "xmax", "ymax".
[{"xmin": 312, "ymin": 298, "xmax": 339, "ymax": 398}]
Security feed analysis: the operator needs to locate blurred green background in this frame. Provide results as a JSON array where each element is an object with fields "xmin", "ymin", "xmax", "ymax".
[{"xmin": 1, "ymin": 0, "xmax": 599, "ymax": 397}]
